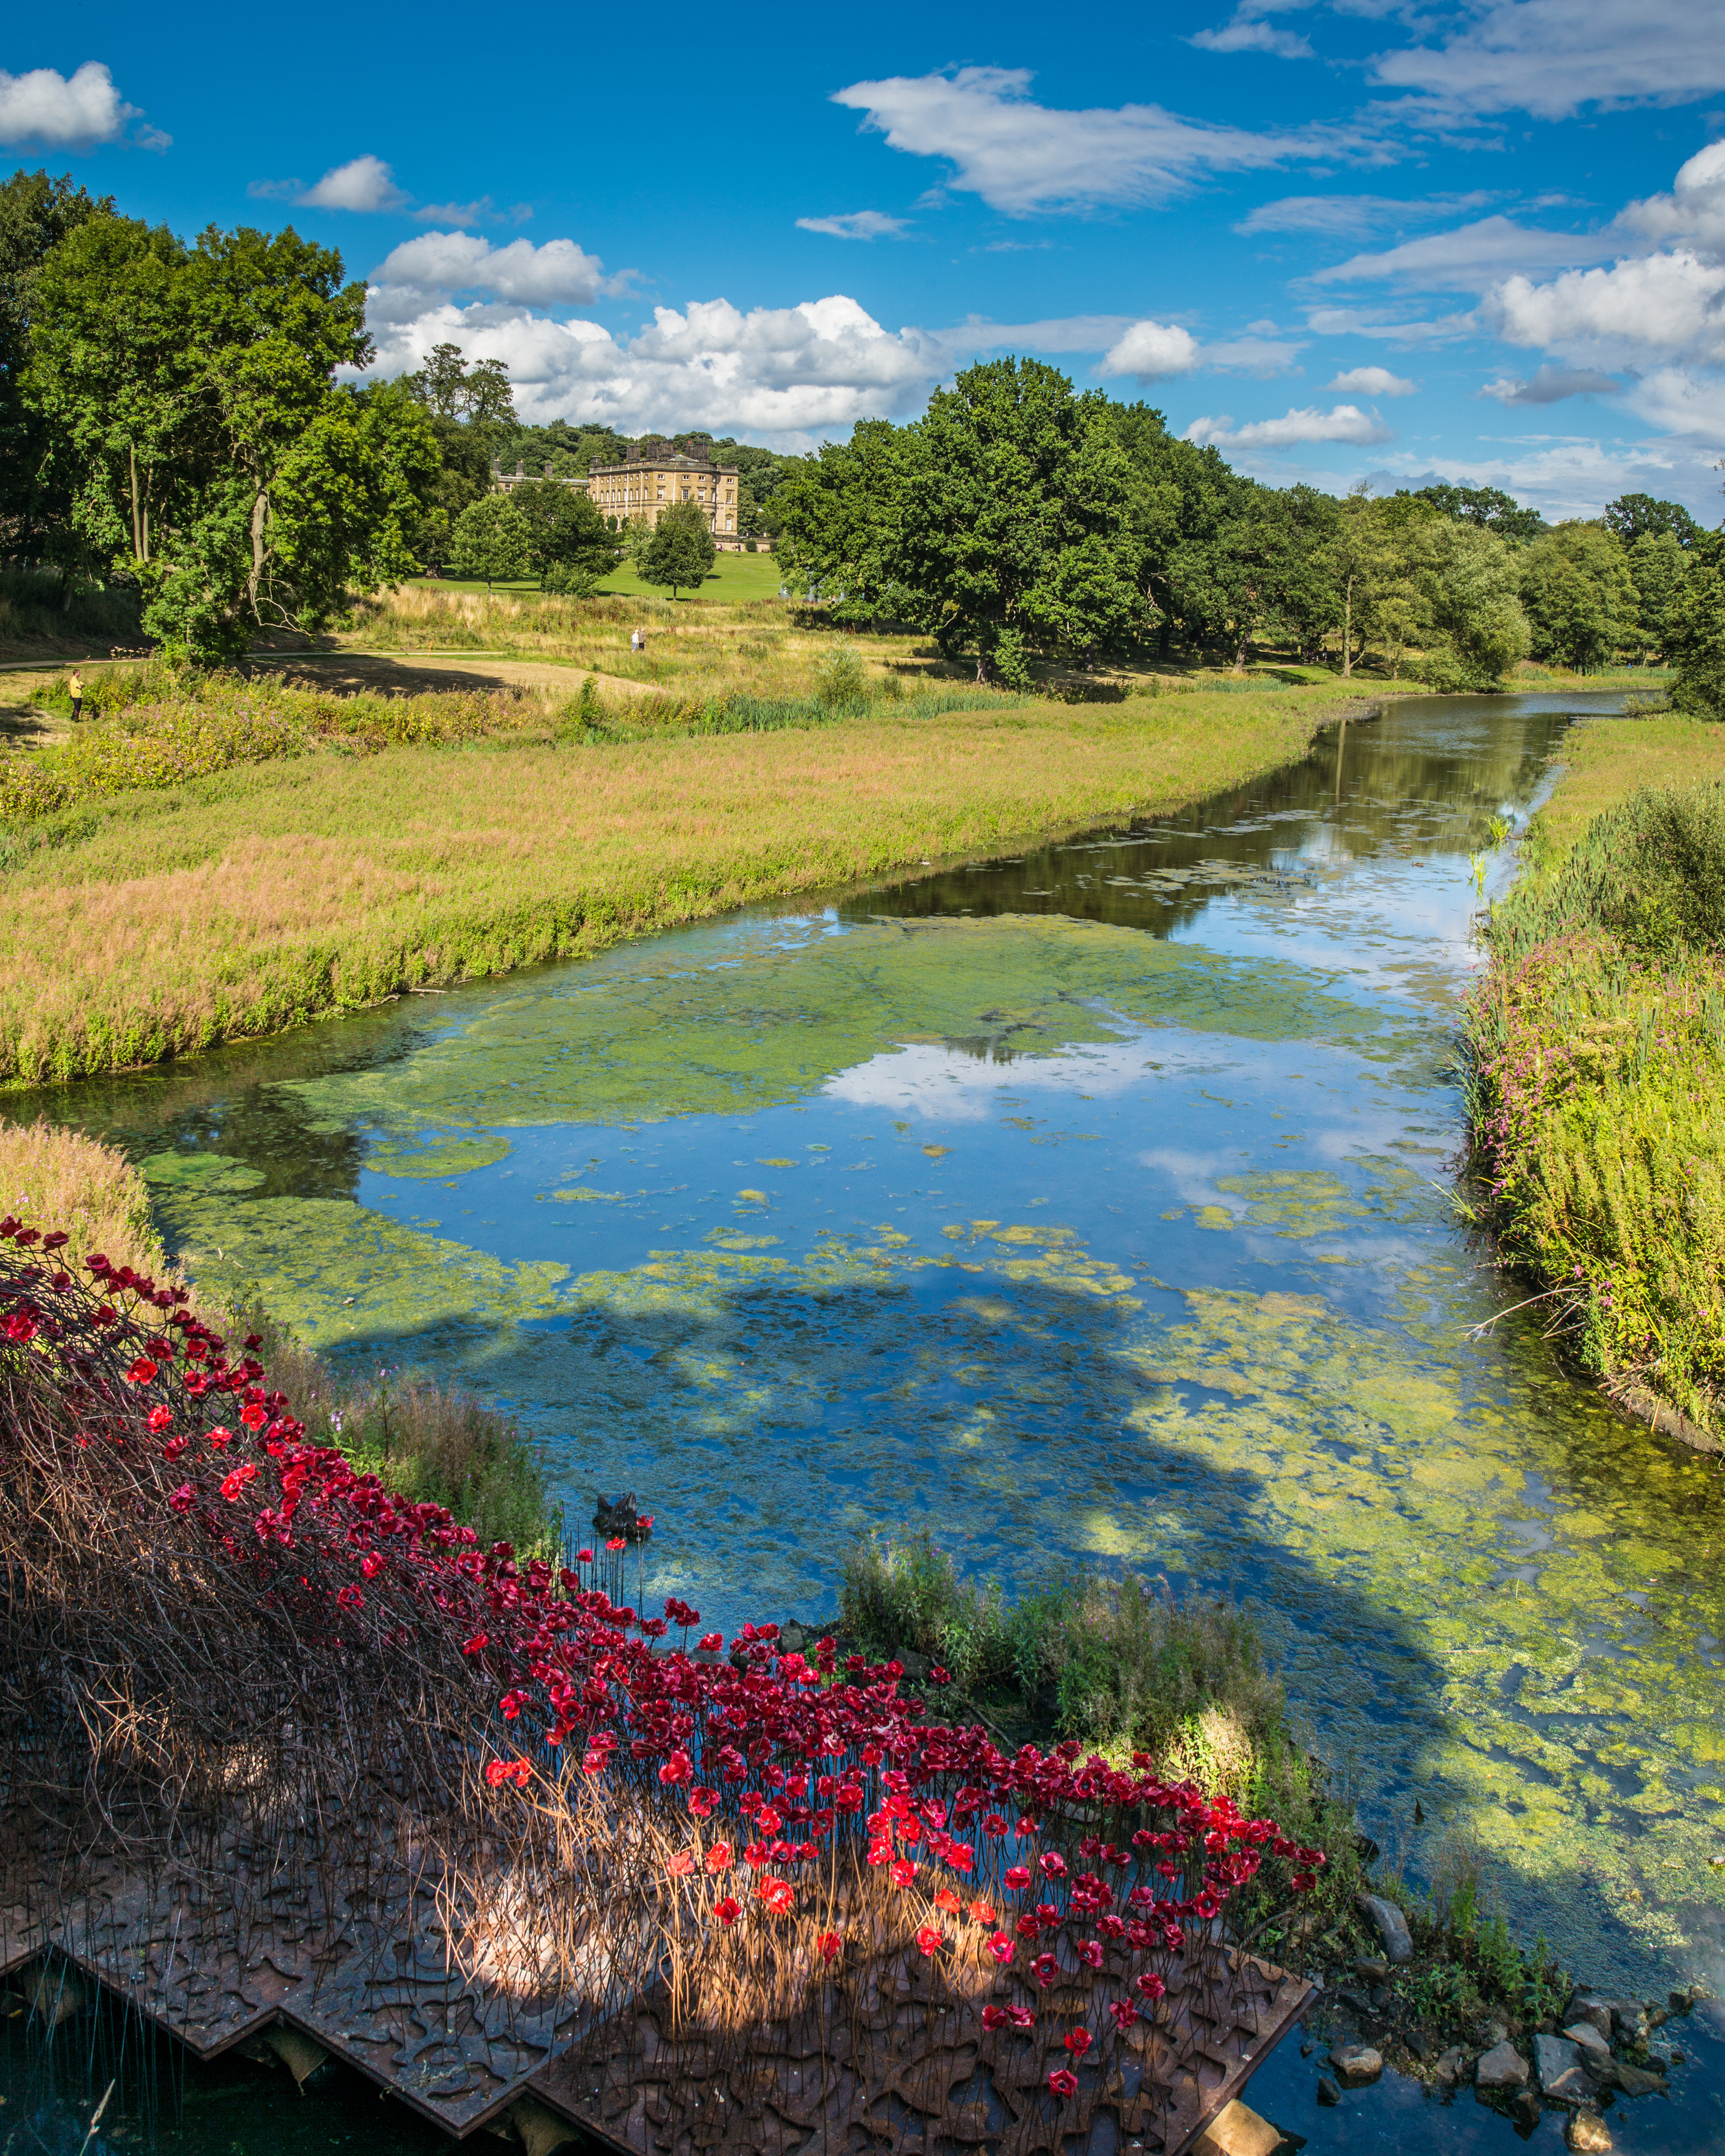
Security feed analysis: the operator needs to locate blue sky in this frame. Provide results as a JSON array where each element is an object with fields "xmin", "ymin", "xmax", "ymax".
[{"xmin": 5, "ymin": 0, "xmax": 1725, "ymax": 517}]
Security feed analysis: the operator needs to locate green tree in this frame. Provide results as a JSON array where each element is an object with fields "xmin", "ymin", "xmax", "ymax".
[
  {"xmin": 1669, "ymin": 531, "xmax": 1725, "ymax": 719},
  {"xmin": 400, "ymin": 342, "xmax": 520, "ymax": 571},
  {"xmin": 1413, "ymin": 520, "xmax": 1532, "ymax": 686},
  {"xmin": 1625, "ymin": 531, "xmax": 1689, "ymax": 660},
  {"xmin": 774, "ymin": 419, "xmax": 906, "ymax": 624},
  {"xmin": 1519, "ymin": 522, "xmax": 1639, "ymax": 670},
  {"xmin": 1404, "ymin": 482, "xmax": 1546, "ymax": 542},
  {"xmin": 891, "ymin": 357, "xmax": 1137, "ymax": 683},
  {"xmin": 1325, "ymin": 487, "xmax": 1399, "ymax": 677},
  {"xmin": 27, "ymin": 213, "xmax": 433, "ymax": 657},
  {"xmin": 511, "ymin": 478, "xmax": 621, "ymax": 585},
  {"xmin": 1602, "ymin": 492, "xmax": 1702, "ymax": 550},
  {"xmin": 448, "ymin": 493, "xmax": 531, "ymax": 588},
  {"xmin": 636, "ymin": 498, "xmax": 716, "ymax": 598},
  {"xmin": 0, "ymin": 167, "xmax": 112, "ymax": 566}
]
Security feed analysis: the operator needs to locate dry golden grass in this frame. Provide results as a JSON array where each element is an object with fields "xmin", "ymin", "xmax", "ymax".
[
  {"xmin": 0, "ymin": 1119, "xmax": 166, "ymax": 1275},
  {"xmin": 1, "ymin": 683, "xmax": 1397, "ymax": 1085}
]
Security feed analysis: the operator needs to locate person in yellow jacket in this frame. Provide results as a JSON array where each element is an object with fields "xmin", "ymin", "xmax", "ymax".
[{"xmin": 68, "ymin": 669, "xmax": 83, "ymax": 723}]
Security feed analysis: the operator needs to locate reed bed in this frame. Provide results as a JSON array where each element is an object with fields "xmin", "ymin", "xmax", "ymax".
[
  {"xmin": 0, "ymin": 684, "xmax": 1383, "ymax": 1085},
  {"xmin": 1463, "ymin": 736, "xmax": 1725, "ymax": 1436},
  {"xmin": 0, "ymin": 1208, "xmax": 1321, "ymax": 2153}
]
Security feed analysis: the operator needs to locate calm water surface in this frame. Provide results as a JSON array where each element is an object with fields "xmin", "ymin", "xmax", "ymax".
[{"xmin": 19, "ymin": 692, "xmax": 1725, "ymax": 2153}]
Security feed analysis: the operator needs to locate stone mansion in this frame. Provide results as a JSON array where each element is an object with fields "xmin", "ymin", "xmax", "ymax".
[{"xmin": 493, "ymin": 437, "xmax": 755, "ymax": 551}]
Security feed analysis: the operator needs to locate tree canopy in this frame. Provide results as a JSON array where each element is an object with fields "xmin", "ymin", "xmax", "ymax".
[{"xmin": 24, "ymin": 208, "xmax": 435, "ymax": 657}]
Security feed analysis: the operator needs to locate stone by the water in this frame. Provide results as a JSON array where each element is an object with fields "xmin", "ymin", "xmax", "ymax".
[
  {"xmin": 1314, "ymin": 2075, "xmax": 1341, "ymax": 2106},
  {"xmin": 1194, "ymin": 2099, "xmax": 1282, "ymax": 2156},
  {"xmin": 1566, "ymin": 1995, "xmax": 1614, "ymax": 2040},
  {"xmin": 1475, "ymin": 2041, "xmax": 1530, "ymax": 2093},
  {"xmin": 1334, "ymin": 2044, "xmax": 1383, "ymax": 2086},
  {"xmin": 1566, "ymin": 2110, "xmax": 1613, "ymax": 2153},
  {"xmin": 1564, "ymin": 2021, "xmax": 1612, "ymax": 2063},
  {"xmin": 1534, "ymin": 2033, "xmax": 1592, "ymax": 2104},
  {"xmin": 1354, "ymin": 1892, "xmax": 1413, "ymax": 1964}
]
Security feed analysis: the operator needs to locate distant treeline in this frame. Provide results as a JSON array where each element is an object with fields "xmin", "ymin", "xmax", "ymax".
[
  {"xmin": 1, "ymin": 163, "xmax": 1720, "ymax": 695},
  {"xmin": 771, "ymin": 361, "xmax": 1722, "ymax": 693}
]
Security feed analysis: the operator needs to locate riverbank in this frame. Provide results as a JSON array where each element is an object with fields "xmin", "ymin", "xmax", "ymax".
[
  {"xmin": 0, "ymin": 1120, "xmax": 551, "ymax": 1544},
  {"xmin": 0, "ymin": 679, "xmax": 1398, "ymax": 1086},
  {"xmin": 1462, "ymin": 709, "xmax": 1725, "ymax": 1448}
]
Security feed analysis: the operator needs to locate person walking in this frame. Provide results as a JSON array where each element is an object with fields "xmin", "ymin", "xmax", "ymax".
[{"xmin": 68, "ymin": 668, "xmax": 83, "ymax": 723}]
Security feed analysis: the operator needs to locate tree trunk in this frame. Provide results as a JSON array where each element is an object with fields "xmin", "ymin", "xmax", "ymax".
[{"xmin": 1341, "ymin": 575, "xmax": 1354, "ymax": 678}]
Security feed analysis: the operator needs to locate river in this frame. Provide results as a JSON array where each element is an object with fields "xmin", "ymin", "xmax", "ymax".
[{"xmin": 14, "ymin": 689, "xmax": 1724, "ymax": 2153}]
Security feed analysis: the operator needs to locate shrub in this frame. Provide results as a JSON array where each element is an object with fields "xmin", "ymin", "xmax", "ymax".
[{"xmin": 811, "ymin": 641, "xmax": 869, "ymax": 708}]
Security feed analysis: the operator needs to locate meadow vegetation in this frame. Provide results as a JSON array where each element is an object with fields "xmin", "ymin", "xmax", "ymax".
[
  {"xmin": 837, "ymin": 1528, "xmax": 1577, "ymax": 2043},
  {"xmin": 1463, "ymin": 712, "xmax": 1725, "ymax": 1441},
  {"xmin": 0, "ymin": 1116, "xmax": 551, "ymax": 1545},
  {"xmin": 0, "ymin": 655, "xmax": 1389, "ymax": 1085}
]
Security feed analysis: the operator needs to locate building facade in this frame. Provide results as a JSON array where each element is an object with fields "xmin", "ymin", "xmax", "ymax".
[{"xmin": 586, "ymin": 439, "xmax": 746, "ymax": 548}]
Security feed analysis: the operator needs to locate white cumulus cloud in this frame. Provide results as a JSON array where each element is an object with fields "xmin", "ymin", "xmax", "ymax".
[
  {"xmin": 370, "ymin": 232, "xmax": 611, "ymax": 313},
  {"xmin": 796, "ymin": 210, "xmax": 909, "ymax": 239},
  {"xmin": 1485, "ymin": 248, "xmax": 1725, "ymax": 368},
  {"xmin": 0, "ymin": 60, "xmax": 150, "ymax": 148},
  {"xmin": 829, "ymin": 66, "xmax": 1370, "ymax": 215},
  {"xmin": 1186, "ymin": 403, "xmax": 1394, "ymax": 448},
  {"xmin": 1099, "ymin": 320, "xmax": 1202, "ymax": 380},
  {"xmin": 364, "ymin": 293, "xmax": 943, "ymax": 448},
  {"xmin": 299, "ymin": 155, "xmax": 408, "ymax": 213},
  {"xmin": 1326, "ymin": 366, "xmax": 1418, "ymax": 396}
]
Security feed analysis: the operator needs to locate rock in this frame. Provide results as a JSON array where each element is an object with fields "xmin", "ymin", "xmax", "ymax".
[
  {"xmin": 1535, "ymin": 2033, "xmax": 1592, "ymax": 2104},
  {"xmin": 1479, "ymin": 2019, "xmax": 1510, "ymax": 2049},
  {"xmin": 1645, "ymin": 2036, "xmax": 1678, "ymax": 2070},
  {"xmin": 1354, "ymin": 1957, "xmax": 1390, "ymax": 1981},
  {"xmin": 1354, "ymin": 1892, "xmax": 1414, "ymax": 1964},
  {"xmin": 1510, "ymin": 2090, "xmax": 1542, "ymax": 2130},
  {"xmin": 1334, "ymin": 2045, "xmax": 1383, "ymax": 2086},
  {"xmin": 1299, "ymin": 2040, "xmax": 1314, "ymax": 2058},
  {"xmin": 1403, "ymin": 2028, "xmax": 1435, "ymax": 2061},
  {"xmin": 1566, "ymin": 2111, "xmax": 1613, "ymax": 2153},
  {"xmin": 1475, "ymin": 2041, "xmax": 1530, "ymax": 2093},
  {"xmin": 1647, "ymin": 2004, "xmax": 1668, "ymax": 2028},
  {"xmin": 1193, "ymin": 2099, "xmax": 1282, "ymax": 2156},
  {"xmin": 1610, "ymin": 2061, "xmax": 1668, "ymax": 2099},
  {"xmin": 1566, "ymin": 1994, "xmax": 1614, "ymax": 2040},
  {"xmin": 776, "ymin": 1620, "xmax": 807, "ymax": 1652},
  {"xmin": 1606, "ymin": 1999, "xmax": 1650, "ymax": 2047},
  {"xmin": 1315, "ymin": 2076, "xmax": 1341, "ymax": 2106},
  {"xmin": 1564, "ymin": 2021, "xmax": 1613, "ymax": 2064},
  {"xmin": 1435, "ymin": 2047, "xmax": 1467, "ymax": 2088}
]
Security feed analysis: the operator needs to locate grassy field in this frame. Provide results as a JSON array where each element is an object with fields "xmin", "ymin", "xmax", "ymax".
[
  {"xmin": 0, "ymin": 676, "xmax": 1394, "ymax": 1085},
  {"xmin": 1463, "ymin": 709, "xmax": 1725, "ymax": 1443}
]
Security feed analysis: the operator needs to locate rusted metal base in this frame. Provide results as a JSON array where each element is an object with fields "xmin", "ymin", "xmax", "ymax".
[{"xmin": 2, "ymin": 1866, "xmax": 1310, "ymax": 2155}]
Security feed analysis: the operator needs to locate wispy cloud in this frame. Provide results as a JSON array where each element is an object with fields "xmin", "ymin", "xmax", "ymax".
[
  {"xmin": 1480, "ymin": 364, "xmax": 1624, "ymax": 403},
  {"xmin": 1236, "ymin": 190, "xmax": 1494, "ymax": 238},
  {"xmin": 830, "ymin": 66, "xmax": 1383, "ymax": 215},
  {"xmin": 796, "ymin": 210, "xmax": 909, "ymax": 239},
  {"xmin": 1186, "ymin": 402, "xmax": 1395, "ymax": 447}
]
